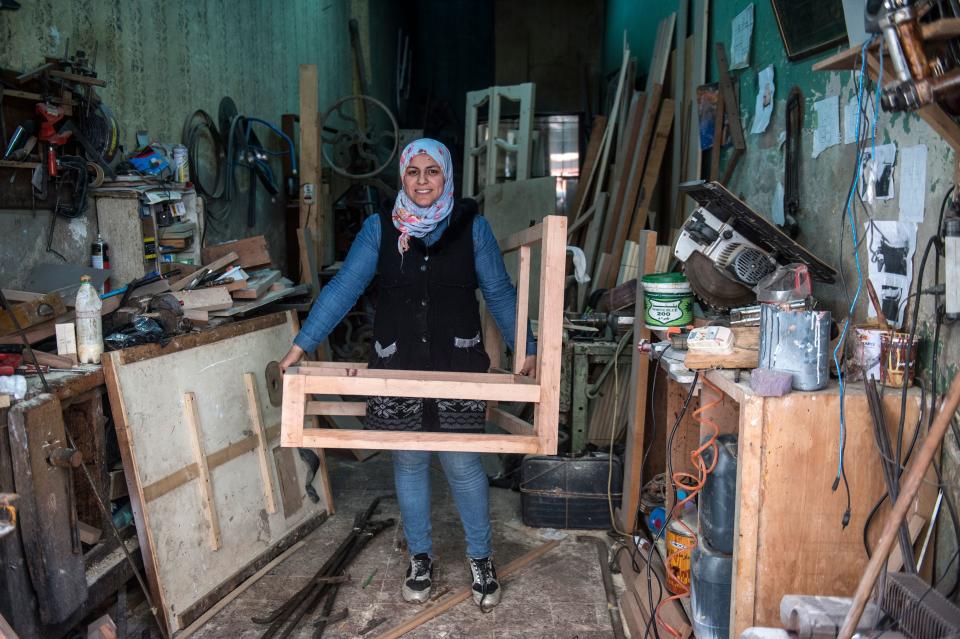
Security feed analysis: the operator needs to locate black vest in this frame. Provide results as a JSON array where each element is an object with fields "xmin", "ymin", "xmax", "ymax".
[{"xmin": 369, "ymin": 199, "xmax": 491, "ymax": 374}]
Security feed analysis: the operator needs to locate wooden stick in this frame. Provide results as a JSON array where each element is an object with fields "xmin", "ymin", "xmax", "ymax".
[
  {"xmin": 838, "ymin": 371, "xmax": 960, "ymax": 639},
  {"xmin": 371, "ymin": 541, "xmax": 560, "ymax": 639},
  {"xmin": 513, "ymin": 245, "xmax": 531, "ymax": 373},
  {"xmin": 243, "ymin": 373, "xmax": 277, "ymax": 514},
  {"xmin": 183, "ymin": 392, "xmax": 222, "ymax": 550},
  {"xmin": 176, "ymin": 541, "xmax": 306, "ymax": 639}
]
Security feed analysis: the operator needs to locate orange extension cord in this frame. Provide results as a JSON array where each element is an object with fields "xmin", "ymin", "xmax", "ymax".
[{"xmin": 655, "ymin": 374, "xmax": 723, "ymax": 637}]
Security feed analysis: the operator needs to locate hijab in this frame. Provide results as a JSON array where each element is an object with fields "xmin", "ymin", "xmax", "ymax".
[{"xmin": 391, "ymin": 138, "xmax": 455, "ymax": 254}]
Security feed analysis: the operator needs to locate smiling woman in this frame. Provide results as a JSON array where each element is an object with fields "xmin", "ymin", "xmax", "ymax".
[{"xmin": 278, "ymin": 137, "xmax": 538, "ymax": 611}]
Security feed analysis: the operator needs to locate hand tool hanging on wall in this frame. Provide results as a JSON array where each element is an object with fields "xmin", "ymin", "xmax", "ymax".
[{"xmin": 782, "ymin": 87, "xmax": 803, "ymax": 238}]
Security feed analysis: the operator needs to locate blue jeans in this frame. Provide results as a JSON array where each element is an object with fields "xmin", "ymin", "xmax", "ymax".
[{"xmin": 392, "ymin": 450, "xmax": 492, "ymax": 559}]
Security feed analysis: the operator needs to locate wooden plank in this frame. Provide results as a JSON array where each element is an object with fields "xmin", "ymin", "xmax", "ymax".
[
  {"xmin": 231, "ymin": 269, "xmax": 281, "ymax": 300},
  {"xmin": 685, "ymin": 347, "xmax": 758, "ymax": 370},
  {"xmin": 487, "ymin": 406, "xmax": 535, "ymax": 436},
  {"xmin": 47, "ymin": 69, "xmax": 106, "ymax": 86},
  {"xmin": 306, "ymin": 400, "xmax": 366, "ymax": 416},
  {"xmin": 299, "ymin": 64, "xmax": 321, "ymax": 263},
  {"xmin": 7, "ymin": 397, "xmax": 87, "ymax": 623},
  {"xmin": 299, "ymin": 373, "xmax": 540, "ymax": 402},
  {"xmin": 0, "ymin": 293, "xmax": 66, "ymax": 335},
  {"xmin": 618, "ymin": 231, "xmax": 657, "ymax": 533},
  {"xmin": 280, "ymin": 374, "xmax": 306, "ymax": 447},
  {"xmin": 512, "ymin": 244, "xmax": 531, "ymax": 373},
  {"xmin": 171, "ymin": 287, "xmax": 234, "ymax": 311},
  {"xmin": 273, "ymin": 446, "xmax": 303, "ymax": 518},
  {"xmin": 169, "ymin": 252, "xmax": 239, "ymax": 292},
  {"xmin": 371, "ymin": 541, "xmax": 559, "ymax": 639},
  {"xmin": 208, "ymin": 283, "xmax": 310, "ymax": 317},
  {"xmin": 296, "ymin": 366, "xmax": 525, "ymax": 383},
  {"xmin": 709, "ymin": 84, "xmax": 726, "ymax": 182},
  {"xmin": 498, "ymin": 222, "xmax": 544, "ymax": 253},
  {"xmin": 202, "ymin": 236, "xmax": 272, "ymax": 269},
  {"xmin": 669, "ymin": 0, "xmax": 689, "ymax": 237},
  {"xmin": 730, "ymin": 395, "xmax": 763, "ymax": 636},
  {"xmin": 532, "ymin": 215, "xmax": 566, "ymax": 455},
  {"xmin": 243, "ymin": 373, "xmax": 277, "ymax": 514},
  {"xmin": 183, "ymin": 392, "xmax": 222, "ymax": 550},
  {"xmin": 301, "ymin": 428, "xmax": 541, "ymax": 453},
  {"xmin": 569, "ymin": 115, "xmax": 607, "ymax": 227},
  {"xmin": 604, "ymin": 87, "xmax": 663, "ymax": 290},
  {"xmin": 634, "ymin": 98, "xmax": 676, "ymax": 234}
]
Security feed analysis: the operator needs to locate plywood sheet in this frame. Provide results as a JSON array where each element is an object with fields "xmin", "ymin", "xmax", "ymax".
[{"xmin": 102, "ymin": 312, "xmax": 329, "ymax": 633}]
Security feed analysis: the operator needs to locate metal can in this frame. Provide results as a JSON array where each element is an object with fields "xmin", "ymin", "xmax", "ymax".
[
  {"xmin": 666, "ymin": 516, "xmax": 697, "ymax": 594},
  {"xmin": 172, "ymin": 144, "xmax": 189, "ymax": 182}
]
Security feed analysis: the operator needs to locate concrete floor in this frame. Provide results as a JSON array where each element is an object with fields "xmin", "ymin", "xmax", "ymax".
[{"xmin": 187, "ymin": 450, "xmax": 618, "ymax": 639}]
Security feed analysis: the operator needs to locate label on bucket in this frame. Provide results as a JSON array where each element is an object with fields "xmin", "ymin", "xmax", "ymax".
[{"xmin": 645, "ymin": 296, "xmax": 692, "ymax": 328}]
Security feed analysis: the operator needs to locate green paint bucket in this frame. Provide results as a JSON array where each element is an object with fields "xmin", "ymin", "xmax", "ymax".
[{"xmin": 642, "ymin": 273, "xmax": 693, "ymax": 330}]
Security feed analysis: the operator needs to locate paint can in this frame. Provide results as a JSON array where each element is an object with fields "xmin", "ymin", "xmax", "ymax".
[
  {"xmin": 665, "ymin": 513, "xmax": 697, "ymax": 594},
  {"xmin": 880, "ymin": 332, "xmax": 920, "ymax": 388},
  {"xmin": 759, "ymin": 306, "xmax": 832, "ymax": 391},
  {"xmin": 849, "ymin": 325, "xmax": 889, "ymax": 382},
  {"xmin": 642, "ymin": 273, "xmax": 693, "ymax": 330}
]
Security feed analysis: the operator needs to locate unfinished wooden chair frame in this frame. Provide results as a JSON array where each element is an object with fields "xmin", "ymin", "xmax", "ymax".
[
  {"xmin": 281, "ymin": 215, "xmax": 567, "ymax": 454},
  {"xmin": 462, "ymin": 82, "xmax": 536, "ymax": 197}
]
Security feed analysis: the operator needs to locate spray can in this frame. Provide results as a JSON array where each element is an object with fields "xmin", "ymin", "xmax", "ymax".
[
  {"xmin": 91, "ymin": 233, "xmax": 111, "ymax": 292},
  {"xmin": 173, "ymin": 144, "xmax": 189, "ymax": 183},
  {"xmin": 665, "ymin": 503, "xmax": 698, "ymax": 594},
  {"xmin": 75, "ymin": 275, "xmax": 103, "ymax": 364}
]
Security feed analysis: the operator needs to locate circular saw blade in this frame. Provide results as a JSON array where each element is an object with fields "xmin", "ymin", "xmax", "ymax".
[{"xmin": 683, "ymin": 251, "xmax": 756, "ymax": 311}]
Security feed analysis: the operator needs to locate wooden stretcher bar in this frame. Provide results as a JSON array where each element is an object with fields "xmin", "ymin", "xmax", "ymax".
[{"xmin": 281, "ymin": 215, "xmax": 567, "ymax": 454}]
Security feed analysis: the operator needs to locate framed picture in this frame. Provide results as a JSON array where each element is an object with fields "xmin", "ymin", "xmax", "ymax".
[{"xmin": 771, "ymin": 0, "xmax": 849, "ymax": 61}]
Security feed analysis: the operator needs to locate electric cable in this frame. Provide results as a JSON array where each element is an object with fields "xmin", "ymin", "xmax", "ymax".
[{"xmin": 832, "ymin": 38, "xmax": 881, "ymax": 528}]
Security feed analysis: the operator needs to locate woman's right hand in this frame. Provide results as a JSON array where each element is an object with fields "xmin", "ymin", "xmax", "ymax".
[{"xmin": 279, "ymin": 344, "xmax": 305, "ymax": 373}]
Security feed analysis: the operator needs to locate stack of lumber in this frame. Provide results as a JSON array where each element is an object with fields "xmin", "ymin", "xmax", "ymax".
[
  {"xmin": 173, "ymin": 236, "xmax": 310, "ymax": 322},
  {"xmin": 567, "ymin": 2, "xmax": 716, "ymax": 309}
]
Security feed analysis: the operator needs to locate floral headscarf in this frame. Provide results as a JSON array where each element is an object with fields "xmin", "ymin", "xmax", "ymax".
[{"xmin": 391, "ymin": 138, "xmax": 455, "ymax": 254}]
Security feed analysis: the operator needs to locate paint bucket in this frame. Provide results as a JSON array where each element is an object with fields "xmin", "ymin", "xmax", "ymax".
[
  {"xmin": 880, "ymin": 332, "xmax": 920, "ymax": 388},
  {"xmin": 759, "ymin": 306, "xmax": 832, "ymax": 391},
  {"xmin": 642, "ymin": 273, "xmax": 693, "ymax": 330},
  {"xmin": 849, "ymin": 325, "xmax": 889, "ymax": 382},
  {"xmin": 665, "ymin": 514, "xmax": 697, "ymax": 594}
]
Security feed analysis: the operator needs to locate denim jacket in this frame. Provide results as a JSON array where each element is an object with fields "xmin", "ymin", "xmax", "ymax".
[{"xmin": 294, "ymin": 214, "xmax": 537, "ymax": 357}]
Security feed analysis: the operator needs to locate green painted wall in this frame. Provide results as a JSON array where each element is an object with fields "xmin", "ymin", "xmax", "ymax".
[
  {"xmin": 604, "ymin": 0, "xmax": 960, "ymax": 599},
  {"xmin": 603, "ymin": 0, "xmax": 680, "ymax": 79}
]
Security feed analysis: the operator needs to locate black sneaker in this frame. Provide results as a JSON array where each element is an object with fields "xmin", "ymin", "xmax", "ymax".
[
  {"xmin": 468, "ymin": 556, "xmax": 501, "ymax": 610},
  {"xmin": 401, "ymin": 553, "xmax": 433, "ymax": 604}
]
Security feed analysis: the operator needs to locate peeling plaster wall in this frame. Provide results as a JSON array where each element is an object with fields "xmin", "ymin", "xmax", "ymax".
[{"xmin": 0, "ymin": 0, "xmax": 356, "ymax": 287}]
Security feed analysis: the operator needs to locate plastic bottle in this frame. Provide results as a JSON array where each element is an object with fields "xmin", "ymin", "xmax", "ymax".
[{"xmin": 75, "ymin": 275, "xmax": 103, "ymax": 364}]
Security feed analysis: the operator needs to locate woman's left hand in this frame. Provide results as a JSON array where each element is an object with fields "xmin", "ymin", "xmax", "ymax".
[{"xmin": 519, "ymin": 355, "xmax": 537, "ymax": 377}]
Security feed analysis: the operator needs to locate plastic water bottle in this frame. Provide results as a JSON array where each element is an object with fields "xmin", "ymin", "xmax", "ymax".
[{"xmin": 75, "ymin": 275, "xmax": 103, "ymax": 364}]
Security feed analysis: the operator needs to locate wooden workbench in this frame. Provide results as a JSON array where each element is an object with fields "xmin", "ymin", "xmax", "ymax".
[{"xmin": 655, "ymin": 368, "xmax": 935, "ymax": 637}]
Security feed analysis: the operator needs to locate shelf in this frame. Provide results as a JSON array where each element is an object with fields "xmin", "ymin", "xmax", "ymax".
[{"xmin": 0, "ymin": 160, "xmax": 40, "ymax": 170}]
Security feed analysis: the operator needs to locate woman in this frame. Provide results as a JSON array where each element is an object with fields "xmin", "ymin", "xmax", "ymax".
[{"xmin": 279, "ymin": 138, "xmax": 536, "ymax": 610}]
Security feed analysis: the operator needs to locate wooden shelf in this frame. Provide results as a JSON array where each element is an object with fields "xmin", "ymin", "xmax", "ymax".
[{"xmin": 0, "ymin": 160, "xmax": 40, "ymax": 170}]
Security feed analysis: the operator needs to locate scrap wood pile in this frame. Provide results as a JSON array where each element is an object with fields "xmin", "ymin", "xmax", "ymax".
[
  {"xmin": 0, "ymin": 234, "xmax": 311, "ymax": 367},
  {"xmin": 567, "ymin": 6, "xmax": 719, "ymax": 315},
  {"xmin": 169, "ymin": 235, "xmax": 311, "ymax": 323}
]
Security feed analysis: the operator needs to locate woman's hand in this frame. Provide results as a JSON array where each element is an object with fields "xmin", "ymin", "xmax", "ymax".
[
  {"xmin": 519, "ymin": 355, "xmax": 537, "ymax": 377},
  {"xmin": 279, "ymin": 344, "xmax": 305, "ymax": 373}
]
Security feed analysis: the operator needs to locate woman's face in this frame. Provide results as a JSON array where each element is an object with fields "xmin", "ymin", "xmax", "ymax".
[{"xmin": 402, "ymin": 153, "xmax": 444, "ymax": 208}]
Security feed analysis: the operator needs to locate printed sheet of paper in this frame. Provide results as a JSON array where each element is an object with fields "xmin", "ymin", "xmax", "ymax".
[
  {"xmin": 772, "ymin": 182, "xmax": 785, "ymax": 226},
  {"xmin": 730, "ymin": 4, "xmax": 754, "ymax": 70},
  {"xmin": 813, "ymin": 96, "xmax": 840, "ymax": 157},
  {"xmin": 859, "ymin": 143, "xmax": 897, "ymax": 203},
  {"xmin": 750, "ymin": 65, "xmax": 775, "ymax": 134},
  {"xmin": 898, "ymin": 144, "xmax": 927, "ymax": 223},
  {"xmin": 865, "ymin": 220, "xmax": 917, "ymax": 328},
  {"xmin": 843, "ymin": 95, "xmax": 867, "ymax": 144}
]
